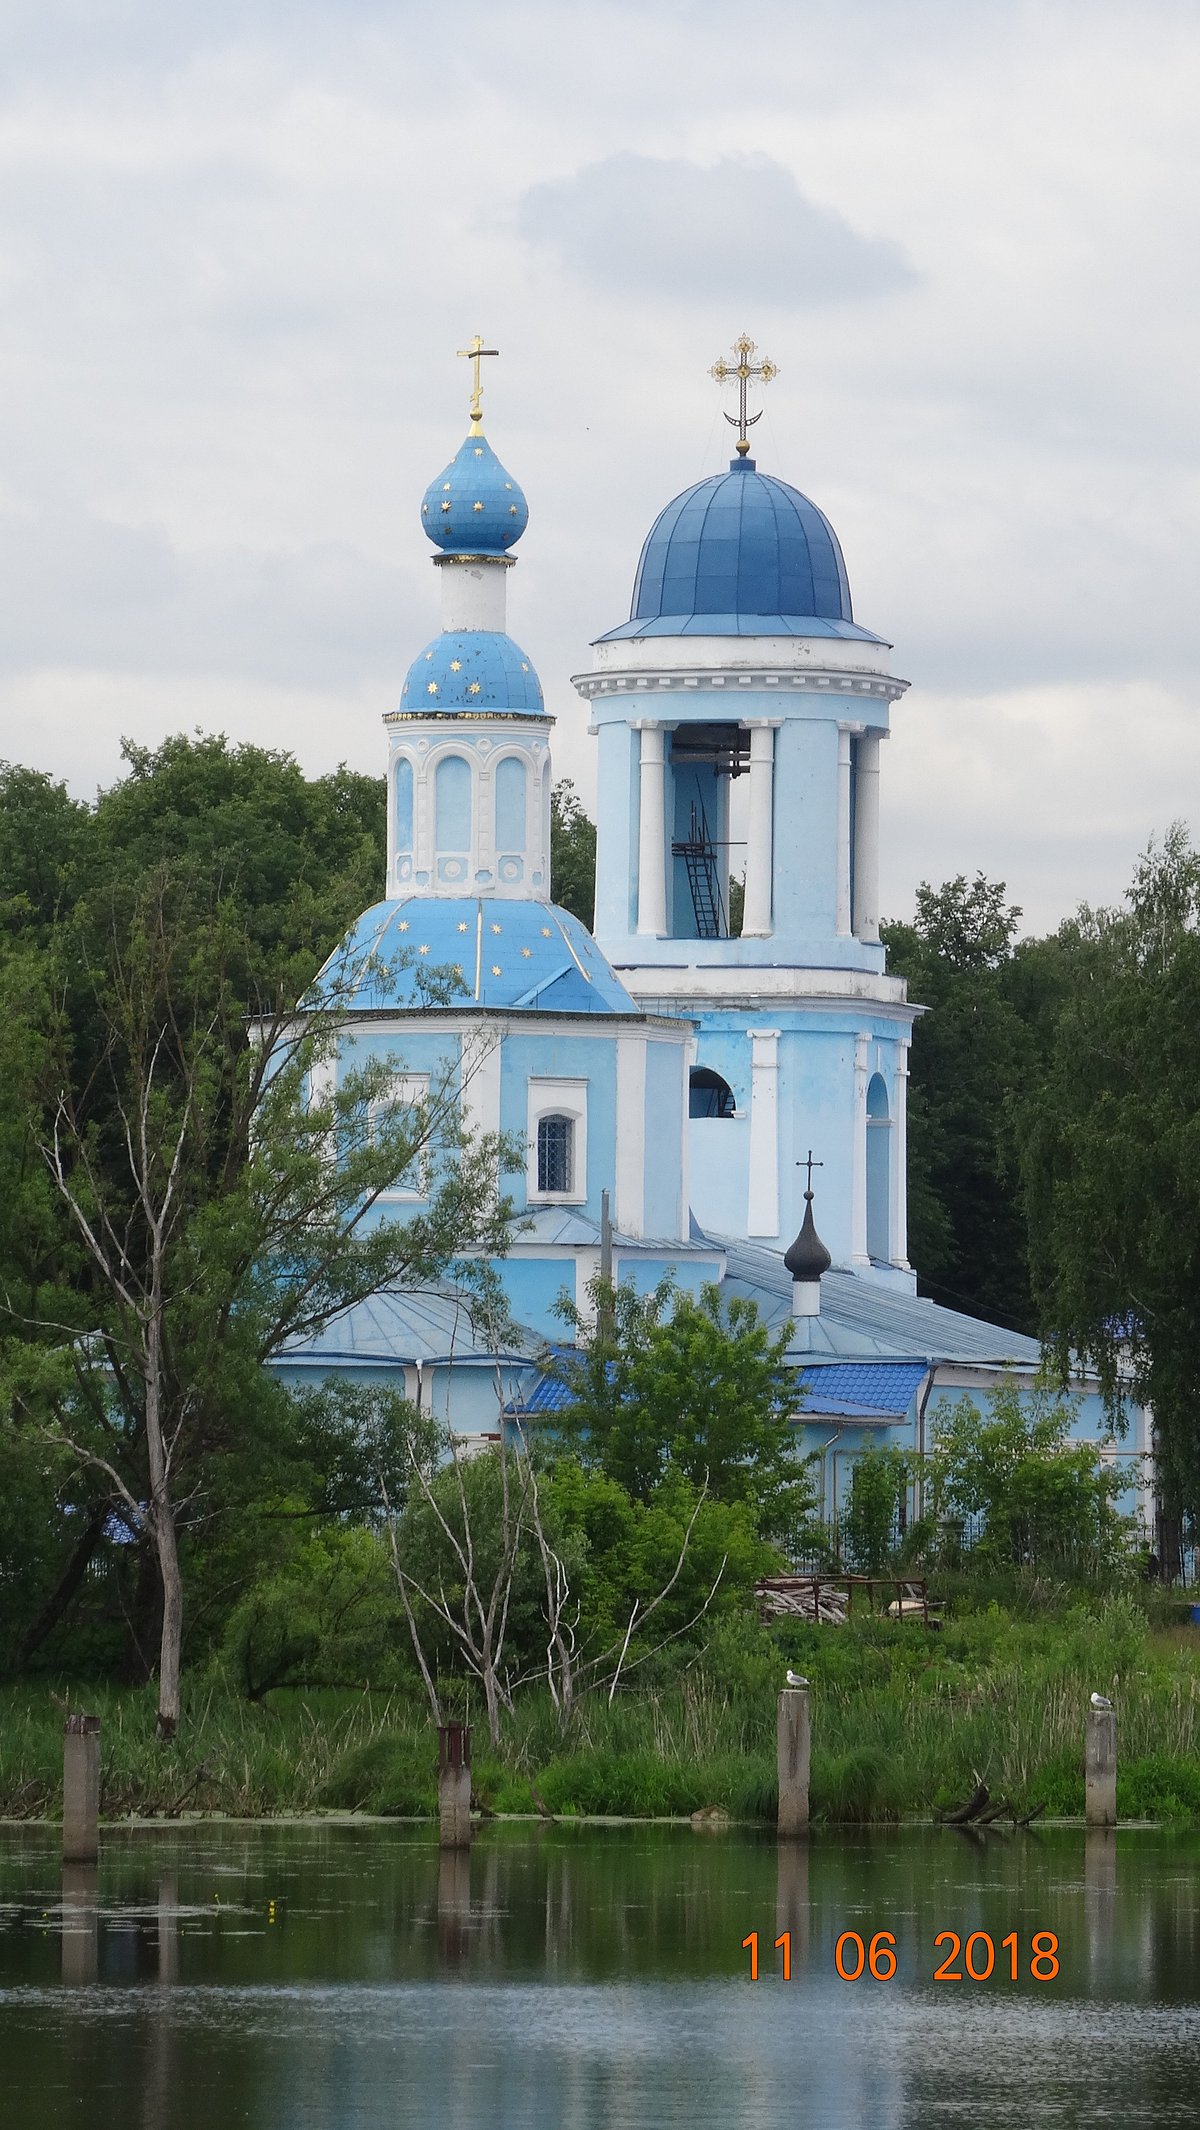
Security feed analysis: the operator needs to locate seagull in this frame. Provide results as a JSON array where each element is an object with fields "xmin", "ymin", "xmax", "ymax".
[
  {"xmin": 786, "ymin": 1670, "xmax": 810, "ymax": 1689},
  {"xmin": 1090, "ymin": 1692, "xmax": 1114, "ymax": 1710}
]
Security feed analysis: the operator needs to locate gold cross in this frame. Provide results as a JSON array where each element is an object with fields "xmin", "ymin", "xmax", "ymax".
[
  {"xmin": 457, "ymin": 334, "xmax": 499, "ymax": 434},
  {"xmin": 710, "ymin": 334, "xmax": 778, "ymax": 456}
]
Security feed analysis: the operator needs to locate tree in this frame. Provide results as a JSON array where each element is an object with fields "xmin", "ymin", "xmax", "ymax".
[
  {"xmin": 543, "ymin": 1276, "xmax": 813, "ymax": 1536},
  {"xmin": 842, "ymin": 1448, "xmax": 910, "ymax": 1571},
  {"xmin": 549, "ymin": 780, "xmax": 596, "ymax": 928},
  {"xmin": 1021, "ymin": 828, "xmax": 1200, "ymax": 1514},
  {"xmin": 928, "ymin": 1377, "xmax": 1127, "ymax": 1568},
  {"xmin": 6, "ymin": 863, "xmax": 517, "ymax": 1736},
  {"xmin": 882, "ymin": 873, "xmax": 1073, "ymax": 1330}
]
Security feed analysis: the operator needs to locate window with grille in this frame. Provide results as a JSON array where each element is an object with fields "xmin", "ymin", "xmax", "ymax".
[{"xmin": 537, "ymin": 1113, "xmax": 574, "ymax": 1194}]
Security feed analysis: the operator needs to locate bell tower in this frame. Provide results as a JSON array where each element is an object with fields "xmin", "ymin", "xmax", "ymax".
[{"xmin": 573, "ymin": 340, "xmax": 918, "ymax": 1284}]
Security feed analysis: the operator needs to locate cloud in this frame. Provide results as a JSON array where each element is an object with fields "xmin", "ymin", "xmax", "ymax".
[{"xmin": 516, "ymin": 153, "xmax": 915, "ymax": 304}]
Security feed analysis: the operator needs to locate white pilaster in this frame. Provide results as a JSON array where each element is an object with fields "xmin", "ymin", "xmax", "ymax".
[
  {"xmin": 635, "ymin": 722, "xmax": 668, "ymax": 937},
  {"xmin": 742, "ymin": 721, "xmax": 777, "ymax": 938},
  {"xmin": 892, "ymin": 1040, "xmax": 910, "ymax": 1268},
  {"xmin": 851, "ymin": 1030, "xmax": 870, "ymax": 1265},
  {"xmin": 747, "ymin": 1027, "xmax": 781, "ymax": 1238},
  {"xmin": 853, "ymin": 732, "xmax": 881, "ymax": 944},
  {"xmin": 836, "ymin": 728, "xmax": 852, "ymax": 937},
  {"xmin": 458, "ymin": 1026, "xmax": 502, "ymax": 1149},
  {"xmin": 614, "ymin": 1032, "xmax": 647, "ymax": 1238}
]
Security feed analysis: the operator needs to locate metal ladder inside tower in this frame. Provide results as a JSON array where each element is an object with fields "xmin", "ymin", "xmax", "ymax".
[{"xmin": 672, "ymin": 798, "xmax": 727, "ymax": 939}]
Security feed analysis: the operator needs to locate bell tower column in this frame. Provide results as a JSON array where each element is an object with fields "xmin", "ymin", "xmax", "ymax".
[
  {"xmin": 853, "ymin": 732, "xmax": 881, "ymax": 944},
  {"xmin": 635, "ymin": 722, "xmax": 668, "ymax": 936},
  {"xmin": 741, "ymin": 721, "xmax": 778, "ymax": 938}
]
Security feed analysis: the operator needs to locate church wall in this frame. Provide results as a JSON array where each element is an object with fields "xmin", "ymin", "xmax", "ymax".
[
  {"xmin": 491, "ymin": 1253, "xmax": 578, "ymax": 1339},
  {"xmin": 499, "ymin": 1028, "xmax": 617, "ymax": 1218}
]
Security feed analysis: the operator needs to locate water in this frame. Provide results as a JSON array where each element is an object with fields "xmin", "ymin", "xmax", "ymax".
[{"xmin": 0, "ymin": 1821, "xmax": 1198, "ymax": 2127}]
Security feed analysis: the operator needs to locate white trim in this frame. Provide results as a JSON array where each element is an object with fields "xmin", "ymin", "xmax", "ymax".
[
  {"xmin": 635, "ymin": 722, "xmax": 668, "ymax": 937},
  {"xmin": 851, "ymin": 1030, "xmax": 870, "ymax": 1265},
  {"xmin": 370, "ymin": 1071, "xmax": 431, "ymax": 1201},
  {"xmin": 836, "ymin": 728, "xmax": 852, "ymax": 938},
  {"xmin": 746, "ymin": 1028, "xmax": 781, "ymax": 1238},
  {"xmin": 892, "ymin": 1040, "xmax": 910, "ymax": 1269}
]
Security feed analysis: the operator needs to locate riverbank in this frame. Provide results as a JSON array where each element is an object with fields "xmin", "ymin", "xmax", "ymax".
[{"xmin": 5, "ymin": 1590, "xmax": 1200, "ymax": 1824}]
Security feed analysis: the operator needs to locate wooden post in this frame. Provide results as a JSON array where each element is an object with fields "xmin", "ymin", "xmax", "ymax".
[
  {"xmin": 63, "ymin": 1714, "xmax": 100, "ymax": 1863},
  {"xmin": 438, "ymin": 1722, "xmax": 472, "ymax": 1849},
  {"xmin": 777, "ymin": 1689, "xmax": 811, "ymax": 1837},
  {"xmin": 1085, "ymin": 1705, "xmax": 1117, "ymax": 1827},
  {"xmin": 60, "ymin": 1863, "xmax": 98, "ymax": 1986}
]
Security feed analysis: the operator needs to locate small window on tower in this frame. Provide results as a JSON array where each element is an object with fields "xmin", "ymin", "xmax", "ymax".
[
  {"xmin": 689, "ymin": 1067, "xmax": 736, "ymax": 1119},
  {"xmin": 537, "ymin": 1114, "xmax": 574, "ymax": 1194}
]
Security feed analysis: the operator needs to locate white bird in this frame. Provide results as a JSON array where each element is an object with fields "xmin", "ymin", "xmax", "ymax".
[
  {"xmin": 1090, "ymin": 1692, "xmax": 1113, "ymax": 1710},
  {"xmin": 786, "ymin": 1670, "xmax": 810, "ymax": 1689}
]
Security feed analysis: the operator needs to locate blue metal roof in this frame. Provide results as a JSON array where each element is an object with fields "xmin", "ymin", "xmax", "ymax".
[
  {"xmin": 313, "ymin": 896, "xmax": 639, "ymax": 1015},
  {"xmin": 797, "ymin": 1361, "xmax": 928, "ymax": 1416},
  {"xmin": 625, "ymin": 457, "xmax": 852, "ymax": 631},
  {"xmin": 597, "ymin": 612, "xmax": 888, "ymax": 645},
  {"xmin": 421, "ymin": 431, "xmax": 528, "ymax": 554},
  {"xmin": 400, "ymin": 630, "xmax": 544, "ymax": 716}
]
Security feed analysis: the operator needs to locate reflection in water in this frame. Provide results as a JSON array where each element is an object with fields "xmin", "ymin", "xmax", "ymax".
[
  {"xmin": 0, "ymin": 1825, "xmax": 1196, "ymax": 2129},
  {"xmin": 59, "ymin": 1864, "xmax": 97, "ymax": 1988}
]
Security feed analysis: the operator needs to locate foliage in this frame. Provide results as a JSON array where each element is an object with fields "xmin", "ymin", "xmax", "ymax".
[
  {"xmin": 841, "ymin": 1448, "xmax": 911, "ymax": 1572},
  {"xmin": 882, "ymin": 872, "xmax": 1076, "ymax": 1330},
  {"xmin": 221, "ymin": 1527, "xmax": 404, "ymax": 1700},
  {"xmin": 1020, "ymin": 826, "xmax": 1200, "ymax": 1514},
  {"xmin": 549, "ymin": 779, "xmax": 596, "ymax": 929},
  {"xmin": 544, "ymin": 1277, "xmax": 814, "ymax": 1533},
  {"xmin": 928, "ymin": 1376, "xmax": 1129, "ymax": 1569}
]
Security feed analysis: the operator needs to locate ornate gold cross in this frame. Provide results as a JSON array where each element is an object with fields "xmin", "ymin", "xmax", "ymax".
[
  {"xmin": 457, "ymin": 334, "xmax": 499, "ymax": 434},
  {"xmin": 710, "ymin": 334, "xmax": 778, "ymax": 455}
]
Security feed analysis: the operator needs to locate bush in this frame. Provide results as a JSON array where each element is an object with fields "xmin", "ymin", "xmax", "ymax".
[{"xmin": 320, "ymin": 1732, "xmax": 436, "ymax": 1815}]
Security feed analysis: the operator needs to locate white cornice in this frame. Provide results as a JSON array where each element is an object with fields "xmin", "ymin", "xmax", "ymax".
[{"xmin": 574, "ymin": 666, "xmax": 908, "ymax": 705}]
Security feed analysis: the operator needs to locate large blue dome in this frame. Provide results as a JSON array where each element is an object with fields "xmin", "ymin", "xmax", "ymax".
[
  {"xmin": 625, "ymin": 456, "xmax": 854, "ymax": 634},
  {"xmin": 311, "ymin": 897, "xmax": 636, "ymax": 1016},
  {"xmin": 421, "ymin": 432, "xmax": 528, "ymax": 555}
]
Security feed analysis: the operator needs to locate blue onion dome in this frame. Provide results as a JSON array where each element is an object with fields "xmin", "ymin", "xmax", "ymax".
[
  {"xmin": 610, "ymin": 457, "xmax": 862, "ymax": 639},
  {"xmin": 421, "ymin": 432, "xmax": 529, "ymax": 554},
  {"xmin": 400, "ymin": 631, "xmax": 544, "ymax": 715},
  {"xmin": 312, "ymin": 897, "xmax": 636, "ymax": 1016}
]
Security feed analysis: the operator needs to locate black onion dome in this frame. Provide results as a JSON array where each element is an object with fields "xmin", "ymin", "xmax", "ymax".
[{"xmin": 784, "ymin": 1194, "xmax": 832, "ymax": 1282}]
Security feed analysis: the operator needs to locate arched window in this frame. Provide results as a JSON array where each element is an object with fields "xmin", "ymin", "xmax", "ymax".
[
  {"xmin": 435, "ymin": 755, "xmax": 471, "ymax": 852},
  {"xmin": 866, "ymin": 1072, "xmax": 891, "ymax": 1261},
  {"xmin": 689, "ymin": 1066, "xmax": 736, "ymax": 1119},
  {"xmin": 394, "ymin": 757, "xmax": 414, "ymax": 852},
  {"xmin": 537, "ymin": 1114, "xmax": 574, "ymax": 1194},
  {"xmin": 495, "ymin": 755, "xmax": 527, "ymax": 851}
]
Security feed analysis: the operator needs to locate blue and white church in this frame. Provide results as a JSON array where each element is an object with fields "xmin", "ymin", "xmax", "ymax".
[{"xmin": 276, "ymin": 340, "xmax": 1151, "ymax": 1529}]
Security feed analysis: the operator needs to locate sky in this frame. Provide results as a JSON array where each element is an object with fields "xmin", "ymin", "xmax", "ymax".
[{"xmin": 0, "ymin": 0, "xmax": 1196, "ymax": 934}]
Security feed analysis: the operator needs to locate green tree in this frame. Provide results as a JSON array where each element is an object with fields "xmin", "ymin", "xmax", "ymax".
[
  {"xmin": 883, "ymin": 873, "xmax": 1073, "ymax": 1330},
  {"xmin": 928, "ymin": 1377, "xmax": 1127, "ymax": 1568},
  {"xmin": 1021, "ymin": 828, "xmax": 1200, "ymax": 1513},
  {"xmin": 3, "ymin": 862, "xmax": 516, "ymax": 1736},
  {"xmin": 842, "ymin": 1447, "xmax": 910, "ymax": 1571},
  {"xmin": 549, "ymin": 780, "xmax": 596, "ymax": 928},
  {"xmin": 544, "ymin": 1277, "xmax": 812, "ymax": 1535}
]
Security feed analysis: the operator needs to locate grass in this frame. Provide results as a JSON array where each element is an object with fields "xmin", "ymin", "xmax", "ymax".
[{"xmin": 5, "ymin": 1588, "xmax": 1200, "ymax": 1824}]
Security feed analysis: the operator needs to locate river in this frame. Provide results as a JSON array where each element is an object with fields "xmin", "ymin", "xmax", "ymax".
[{"xmin": 0, "ymin": 1821, "xmax": 1197, "ymax": 2126}]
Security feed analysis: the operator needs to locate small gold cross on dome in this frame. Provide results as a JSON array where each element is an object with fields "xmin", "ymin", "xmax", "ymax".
[{"xmin": 456, "ymin": 333, "xmax": 499, "ymax": 434}]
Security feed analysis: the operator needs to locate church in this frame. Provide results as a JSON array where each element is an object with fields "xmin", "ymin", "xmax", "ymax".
[{"xmin": 273, "ymin": 339, "xmax": 1150, "ymax": 1532}]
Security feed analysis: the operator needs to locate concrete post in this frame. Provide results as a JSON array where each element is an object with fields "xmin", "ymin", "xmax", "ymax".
[
  {"xmin": 777, "ymin": 1689, "xmax": 811, "ymax": 1837},
  {"xmin": 438, "ymin": 1722, "xmax": 473, "ymax": 1849},
  {"xmin": 63, "ymin": 1714, "xmax": 100, "ymax": 1863},
  {"xmin": 1085, "ymin": 1706, "xmax": 1117, "ymax": 1826}
]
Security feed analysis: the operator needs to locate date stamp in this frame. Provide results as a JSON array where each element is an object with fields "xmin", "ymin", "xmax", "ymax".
[{"xmin": 741, "ymin": 1930, "xmax": 1061, "ymax": 1982}]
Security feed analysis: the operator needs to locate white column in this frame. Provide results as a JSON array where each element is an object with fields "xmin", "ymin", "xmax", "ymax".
[
  {"xmin": 836, "ymin": 729, "xmax": 852, "ymax": 937},
  {"xmin": 458, "ymin": 1026, "xmax": 502, "ymax": 1146},
  {"xmin": 635, "ymin": 723, "xmax": 668, "ymax": 937},
  {"xmin": 742, "ymin": 722, "xmax": 777, "ymax": 938},
  {"xmin": 851, "ymin": 1030, "xmax": 870, "ymax": 1265},
  {"xmin": 614, "ymin": 1032, "xmax": 647, "ymax": 1238},
  {"xmin": 747, "ymin": 1028, "xmax": 781, "ymax": 1238},
  {"xmin": 892, "ymin": 1039, "xmax": 910, "ymax": 1268},
  {"xmin": 853, "ymin": 732, "xmax": 881, "ymax": 944}
]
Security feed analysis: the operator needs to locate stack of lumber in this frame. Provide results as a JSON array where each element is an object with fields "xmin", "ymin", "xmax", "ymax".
[{"xmin": 755, "ymin": 1578, "xmax": 849, "ymax": 1625}]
